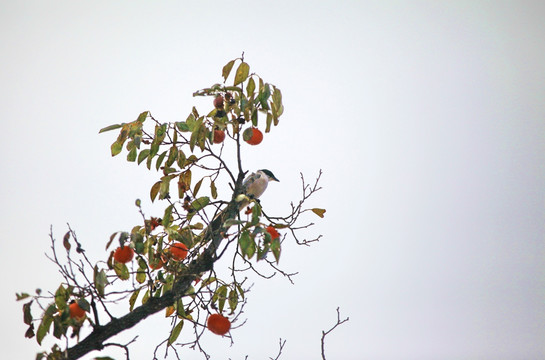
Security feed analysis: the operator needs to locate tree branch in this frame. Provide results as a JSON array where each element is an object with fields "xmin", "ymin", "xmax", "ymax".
[{"xmin": 320, "ymin": 307, "xmax": 349, "ymax": 360}]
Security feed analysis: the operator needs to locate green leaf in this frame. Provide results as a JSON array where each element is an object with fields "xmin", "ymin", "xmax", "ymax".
[
  {"xmin": 94, "ymin": 266, "xmax": 108, "ymax": 298},
  {"xmin": 228, "ymin": 289, "xmax": 238, "ymax": 312},
  {"xmin": 191, "ymin": 196, "xmax": 209, "ymax": 212},
  {"xmin": 136, "ymin": 111, "xmax": 149, "ymax": 123},
  {"xmin": 246, "ymin": 77, "xmax": 255, "ymax": 97},
  {"xmin": 142, "ymin": 289, "xmax": 150, "ymax": 304},
  {"xmin": 265, "ymin": 112, "xmax": 273, "ymax": 133},
  {"xmin": 156, "ymin": 151, "xmax": 167, "ymax": 171},
  {"xmin": 272, "ymin": 86, "xmax": 282, "ymax": 110},
  {"xmin": 216, "ymin": 285, "xmax": 228, "ymax": 312},
  {"xmin": 234, "ymin": 62, "xmax": 250, "ymax": 86},
  {"xmin": 129, "ymin": 288, "xmax": 140, "ymax": 311},
  {"xmin": 114, "ymin": 263, "xmax": 130, "ymax": 280},
  {"xmin": 236, "ymin": 284, "xmax": 245, "ymax": 300},
  {"xmin": 23, "ymin": 301, "xmax": 33, "ymax": 325},
  {"xmin": 54, "ymin": 285, "xmax": 68, "ymax": 310},
  {"xmin": 271, "ymin": 237, "xmax": 281, "ymax": 263},
  {"xmin": 37, "ymin": 308, "xmax": 54, "ymax": 345},
  {"xmin": 16, "ymin": 293, "xmax": 31, "ymax": 301},
  {"xmin": 251, "ymin": 108, "xmax": 258, "ymax": 126},
  {"xmin": 25, "ymin": 324, "xmax": 35, "ymax": 339},
  {"xmin": 137, "ymin": 148, "xmax": 150, "ymax": 165},
  {"xmin": 259, "ymin": 83, "xmax": 271, "ymax": 109},
  {"xmin": 257, "ymin": 241, "xmax": 270, "ymax": 260},
  {"xmin": 223, "ymin": 219, "xmax": 244, "ymax": 227},
  {"xmin": 127, "ymin": 147, "xmax": 137, "ymax": 162},
  {"xmin": 99, "ymin": 124, "xmax": 123, "ymax": 133},
  {"xmin": 193, "ymin": 178, "xmax": 203, "ymax": 197},
  {"xmin": 136, "ymin": 269, "xmax": 146, "ymax": 284},
  {"xmin": 105, "ymin": 231, "xmax": 118, "ymax": 251},
  {"xmin": 176, "ymin": 299, "xmax": 186, "ymax": 317},
  {"xmin": 166, "ymin": 146, "xmax": 178, "ymax": 167},
  {"xmin": 311, "ymin": 208, "xmax": 326, "ymax": 218},
  {"xmin": 238, "ymin": 231, "xmax": 255, "ymax": 259},
  {"xmin": 222, "ymin": 60, "xmax": 236, "ymax": 81},
  {"xmin": 52, "ymin": 317, "xmax": 64, "ymax": 339},
  {"xmin": 210, "ymin": 181, "xmax": 218, "ymax": 199},
  {"xmin": 110, "ymin": 141, "xmax": 123, "ymax": 157},
  {"xmin": 159, "ymin": 175, "xmax": 172, "ymax": 200},
  {"xmin": 168, "ymin": 320, "xmax": 184, "ymax": 345},
  {"xmin": 251, "ymin": 202, "xmax": 261, "ymax": 225},
  {"xmin": 150, "ymin": 181, "xmax": 161, "ymax": 202},
  {"xmin": 175, "ymin": 121, "xmax": 190, "ymax": 132},
  {"xmin": 178, "ymin": 170, "xmax": 191, "ymax": 197},
  {"xmin": 177, "ymin": 149, "xmax": 187, "ymax": 169},
  {"xmin": 76, "ymin": 298, "xmax": 90, "ymax": 312},
  {"xmin": 163, "ymin": 204, "xmax": 174, "ymax": 227}
]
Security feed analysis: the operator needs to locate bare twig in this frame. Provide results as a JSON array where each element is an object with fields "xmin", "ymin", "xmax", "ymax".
[
  {"xmin": 269, "ymin": 338, "xmax": 287, "ymax": 360},
  {"xmin": 321, "ymin": 307, "xmax": 349, "ymax": 360}
]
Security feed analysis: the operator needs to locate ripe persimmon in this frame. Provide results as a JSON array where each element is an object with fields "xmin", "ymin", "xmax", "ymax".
[
  {"xmin": 170, "ymin": 242, "xmax": 188, "ymax": 261},
  {"xmin": 207, "ymin": 313, "xmax": 231, "ymax": 335},
  {"xmin": 114, "ymin": 246, "xmax": 134, "ymax": 263},
  {"xmin": 243, "ymin": 127, "xmax": 263, "ymax": 145},
  {"xmin": 213, "ymin": 129, "xmax": 226, "ymax": 144},
  {"xmin": 149, "ymin": 257, "xmax": 164, "ymax": 270},
  {"xmin": 69, "ymin": 301, "xmax": 86, "ymax": 320}
]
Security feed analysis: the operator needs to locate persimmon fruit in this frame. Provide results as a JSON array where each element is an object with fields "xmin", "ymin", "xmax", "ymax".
[
  {"xmin": 213, "ymin": 129, "xmax": 226, "ymax": 144},
  {"xmin": 243, "ymin": 127, "xmax": 263, "ymax": 145},
  {"xmin": 114, "ymin": 246, "xmax": 134, "ymax": 263},
  {"xmin": 170, "ymin": 242, "xmax": 188, "ymax": 261},
  {"xmin": 207, "ymin": 313, "xmax": 231, "ymax": 335},
  {"xmin": 69, "ymin": 302, "xmax": 86, "ymax": 320},
  {"xmin": 149, "ymin": 257, "xmax": 164, "ymax": 270},
  {"xmin": 213, "ymin": 95, "xmax": 224, "ymax": 109}
]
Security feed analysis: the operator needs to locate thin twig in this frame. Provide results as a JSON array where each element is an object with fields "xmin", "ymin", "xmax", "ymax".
[{"xmin": 321, "ymin": 307, "xmax": 349, "ymax": 360}]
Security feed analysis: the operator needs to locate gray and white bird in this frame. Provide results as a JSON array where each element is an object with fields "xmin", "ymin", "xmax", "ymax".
[{"xmin": 238, "ymin": 169, "xmax": 279, "ymax": 210}]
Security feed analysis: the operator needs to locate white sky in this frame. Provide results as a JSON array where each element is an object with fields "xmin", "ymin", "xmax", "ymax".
[{"xmin": 1, "ymin": 1, "xmax": 544, "ymax": 359}]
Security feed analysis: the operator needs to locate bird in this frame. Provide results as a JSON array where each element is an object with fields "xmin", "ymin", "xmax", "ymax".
[
  {"xmin": 238, "ymin": 169, "xmax": 280, "ymax": 211},
  {"xmin": 206, "ymin": 169, "xmax": 279, "ymax": 240}
]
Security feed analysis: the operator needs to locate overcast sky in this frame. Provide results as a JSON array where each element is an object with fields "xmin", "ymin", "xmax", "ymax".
[{"xmin": 1, "ymin": 1, "xmax": 544, "ymax": 359}]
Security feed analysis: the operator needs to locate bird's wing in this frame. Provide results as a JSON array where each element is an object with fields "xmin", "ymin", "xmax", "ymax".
[{"xmin": 242, "ymin": 172, "xmax": 259, "ymax": 192}]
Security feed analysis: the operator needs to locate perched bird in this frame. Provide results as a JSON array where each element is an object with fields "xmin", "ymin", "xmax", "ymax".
[
  {"xmin": 208, "ymin": 169, "xmax": 279, "ymax": 237},
  {"xmin": 238, "ymin": 169, "xmax": 280, "ymax": 210}
]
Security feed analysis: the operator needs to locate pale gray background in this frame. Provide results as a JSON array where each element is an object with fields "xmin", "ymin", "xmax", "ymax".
[{"xmin": 1, "ymin": 1, "xmax": 544, "ymax": 359}]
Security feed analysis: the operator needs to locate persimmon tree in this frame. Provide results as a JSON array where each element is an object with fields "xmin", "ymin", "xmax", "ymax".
[{"xmin": 17, "ymin": 57, "xmax": 329, "ymax": 360}]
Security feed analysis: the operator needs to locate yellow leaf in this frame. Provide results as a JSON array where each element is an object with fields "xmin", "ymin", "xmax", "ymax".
[
  {"xmin": 165, "ymin": 306, "xmax": 175, "ymax": 317},
  {"xmin": 311, "ymin": 208, "xmax": 326, "ymax": 218},
  {"xmin": 234, "ymin": 62, "xmax": 250, "ymax": 86}
]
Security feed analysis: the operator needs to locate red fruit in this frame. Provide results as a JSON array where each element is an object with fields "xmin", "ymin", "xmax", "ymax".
[
  {"xmin": 69, "ymin": 302, "xmax": 86, "ymax": 320},
  {"xmin": 149, "ymin": 257, "xmax": 164, "ymax": 270},
  {"xmin": 213, "ymin": 129, "xmax": 226, "ymax": 144},
  {"xmin": 243, "ymin": 127, "xmax": 263, "ymax": 145},
  {"xmin": 170, "ymin": 242, "xmax": 188, "ymax": 261},
  {"xmin": 207, "ymin": 313, "xmax": 231, "ymax": 335},
  {"xmin": 213, "ymin": 95, "xmax": 224, "ymax": 109},
  {"xmin": 114, "ymin": 246, "xmax": 134, "ymax": 264},
  {"xmin": 266, "ymin": 226, "xmax": 280, "ymax": 240}
]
